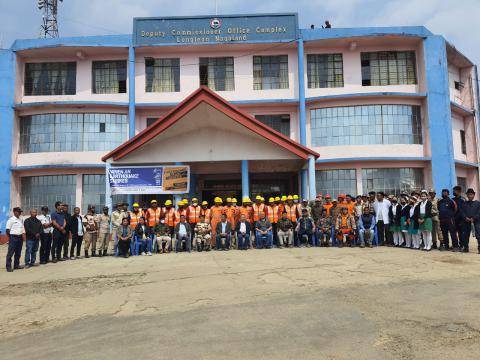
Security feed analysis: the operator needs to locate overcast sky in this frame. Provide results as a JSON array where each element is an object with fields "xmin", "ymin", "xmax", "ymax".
[{"xmin": 1, "ymin": 0, "xmax": 478, "ymax": 63}]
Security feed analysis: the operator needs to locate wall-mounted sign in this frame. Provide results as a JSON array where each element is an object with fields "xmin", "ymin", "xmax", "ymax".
[
  {"xmin": 133, "ymin": 13, "xmax": 298, "ymax": 46},
  {"xmin": 108, "ymin": 166, "xmax": 190, "ymax": 195}
]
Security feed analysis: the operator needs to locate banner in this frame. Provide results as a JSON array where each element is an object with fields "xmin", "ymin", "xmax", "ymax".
[{"xmin": 108, "ymin": 166, "xmax": 190, "ymax": 195}]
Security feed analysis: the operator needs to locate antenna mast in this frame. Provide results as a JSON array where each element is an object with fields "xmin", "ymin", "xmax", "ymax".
[{"xmin": 38, "ymin": 0, "xmax": 63, "ymax": 38}]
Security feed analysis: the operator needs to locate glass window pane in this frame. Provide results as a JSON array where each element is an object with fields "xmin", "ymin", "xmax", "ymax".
[
  {"xmin": 24, "ymin": 62, "xmax": 77, "ymax": 96},
  {"xmin": 92, "ymin": 60, "xmax": 127, "ymax": 94},
  {"xmin": 145, "ymin": 58, "xmax": 180, "ymax": 92},
  {"xmin": 315, "ymin": 169, "xmax": 357, "ymax": 199},
  {"xmin": 360, "ymin": 51, "xmax": 417, "ymax": 86}
]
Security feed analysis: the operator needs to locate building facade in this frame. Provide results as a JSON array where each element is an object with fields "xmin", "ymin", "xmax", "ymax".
[{"xmin": 1, "ymin": 13, "xmax": 479, "ymax": 231}]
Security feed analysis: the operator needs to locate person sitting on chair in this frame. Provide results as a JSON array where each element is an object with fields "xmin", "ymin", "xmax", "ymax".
[
  {"xmin": 316, "ymin": 208, "xmax": 333, "ymax": 247},
  {"xmin": 174, "ymin": 214, "xmax": 191, "ymax": 253},
  {"xmin": 118, "ymin": 218, "xmax": 132, "ymax": 258},
  {"xmin": 358, "ymin": 206, "xmax": 376, "ymax": 248},
  {"xmin": 194, "ymin": 214, "xmax": 211, "ymax": 252},
  {"xmin": 215, "ymin": 214, "xmax": 232, "ymax": 251},
  {"xmin": 335, "ymin": 207, "xmax": 356, "ymax": 247},
  {"xmin": 134, "ymin": 217, "xmax": 152, "ymax": 256},
  {"xmin": 154, "ymin": 219, "xmax": 172, "ymax": 253},
  {"xmin": 255, "ymin": 212, "xmax": 273, "ymax": 249},
  {"xmin": 296, "ymin": 208, "xmax": 315, "ymax": 247}
]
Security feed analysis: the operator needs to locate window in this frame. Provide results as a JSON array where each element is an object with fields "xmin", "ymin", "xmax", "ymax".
[
  {"xmin": 92, "ymin": 60, "xmax": 127, "ymax": 94},
  {"xmin": 146, "ymin": 117, "xmax": 158, "ymax": 127},
  {"xmin": 361, "ymin": 51, "xmax": 417, "ymax": 86},
  {"xmin": 460, "ymin": 130, "xmax": 467, "ymax": 155},
  {"xmin": 310, "ymin": 104, "xmax": 422, "ymax": 147},
  {"xmin": 253, "ymin": 55, "xmax": 289, "ymax": 90},
  {"xmin": 454, "ymin": 81, "xmax": 463, "ymax": 91},
  {"xmin": 19, "ymin": 113, "xmax": 128, "ymax": 153},
  {"xmin": 362, "ymin": 168, "xmax": 424, "ymax": 195},
  {"xmin": 199, "ymin": 57, "xmax": 234, "ymax": 91},
  {"xmin": 307, "ymin": 54, "xmax": 343, "ymax": 88},
  {"xmin": 145, "ymin": 58, "xmax": 180, "ymax": 92},
  {"xmin": 82, "ymin": 174, "xmax": 128, "ymax": 213},
  {"xmin": 316, "ymin": 169, "xmax": 357, "ymax": 198},
  {"xmin": 457, "ymin": 177, "xmax": 467, "ymax": 193},
  {"xmin": 24, "ymin": 62, "xmax": 76, "ymax": 96},
  {"xmin": 254, "ymin": 114, "xmax": 290, "ymax": 137},
  {"xmin": 21, "ymin": 175, "xmax": 76, "ymax": 212}
]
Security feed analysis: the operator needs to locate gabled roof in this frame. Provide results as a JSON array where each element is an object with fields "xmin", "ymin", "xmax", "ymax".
[{"xmin": 102, "ymin": 86, "xmax": 319, "ymax": 162}]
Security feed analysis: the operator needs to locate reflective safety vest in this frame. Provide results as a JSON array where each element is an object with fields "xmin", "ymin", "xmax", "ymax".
[
  {"xmin": 163, "ymin": 207, "xmax": 175, "ymax": 227},
  {"xmin": 284, "ymin": 204, "xmax": 298, "ymax": 223},
  {"xmin": 210, "ymin": 206, "xmax": 224, "ymax": 235},
  {"xmin": 146, "ymin": 208, "xmax": 161, "ymax": 227},
  {"xmin": 266, "ymin": 205, "xmax": 279, "ymax": 223},
  {"xmin": 239, "ymin": 206, "xmax": 253, "ymax": 223},
  {"xmin": 323, "ymin": 203, "xmax": 333, "ymax": 216},
  {"xmin": 278, "ymin": 203, "xmax": 285, "ymax": 216},
  {"xmin": 224, "ymin": 206, "xmax": 238, "ymax": 229},
  {"xmin": 187, "ymin": 205, "xmax": 202, "ymax": 224},
  {"xmin": 200, "ymin": 208, "xmax": 211, "ymax": 224},
  {"xmin": 129, "ymin": 210, "xmax": 144, "ymax": 230},
  {"xmin": 252, "ymin": 203, "xmax": 266, "ymax": 222},
  {"xmin": 174, "ymin": 208, "xmax": 188, "ymax": 226}
]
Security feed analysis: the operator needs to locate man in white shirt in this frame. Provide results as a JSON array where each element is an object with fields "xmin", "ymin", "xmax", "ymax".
[
  {"xmin": 373, "ymin": 192, "xmax": 391, "ymax": 246},
  {"xmin": 5, "ymin": 207, "xmax": 26, "ymax": 272},
  {"xmin": 37, "ymin": 206, "xmax": 53, "ymax": 264},
  {"xmin": 174, "ymin": 214, "xmax": 191, "ymax": 252}
]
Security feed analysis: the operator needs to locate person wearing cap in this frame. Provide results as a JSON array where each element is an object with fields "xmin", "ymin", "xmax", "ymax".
[
  {"xmin": 134, "ymin": 217, "xmax": 153, "ymax": 256},
  {"xmin": 299, "ymin": 199, "xmax": 312, "ymax": 217},
  {"xmin": 388, "ymin": 196, "xmax": 403, "ymax": 246},
  {"xmin": 334, "ymin": 207, "xmax": 356, "ymax": 247},
  {"xmin": 83, "ymin": 206, "xmax": 98, "ymax": 258},
  {"xmin": 278, "ymin": 196, "xmax": 287, "ymax": 216},
  {"xmin": 459, "ymin": 188, "xmax": 480, "ymax": 253},
  {"xmin": 111, "ymin": 203, "xmax": 128, "ymax": 256},
  {"xmin": 438, "ymin": 189, "xmax": 459, "ymax": 251},
  {"xmin": 416, "ymin": 190, "xmax": 433, "ymax": 251},
  {"xmin": 353, "ymin": 196, "xmax": 364, "ymax": 220},
  {"xmin": 373, "ymin": 192, "xmax": 392, "ymax": 246},
  {"xmin": 187, "ymin": 198, "xmax": 202, "ymax": 246},
  {"xmin": 252, "ymin": 195, "xmax": 266, "ymax": 224},
  {"xmin": 311, "ymin": 197, "xmax": 323, "ymax": 225},
  {"xmin": 452, "ymin": 185, "xmax": 469, "ymax": 251},
  {"xmin": 316, "ymin": 208, "xmax": 332, "ymax": 247},
  {"xmin": 296, "ymin": 208, "xmax": 316, "ymax": 247},
  {"xmin": 162, "ymin": 200, "xmax": 176, "ymax": 236},
  {"xmin": 5, "ymin": 207, "xmax": 26, "ymax": 272},
  {"xmin": 174, "ymin": 200, "xmax": 188, "ymax": 227},
  {"xmin": 97, "ymin": 206, "xmax": 112, "ymax": 257},
  {"xmin": 37, "ymin": 206, "xmax": 53, "ymax": 264},
  {"xmin": 323, "ymin": 195, "xmax": 333, "ymax": 216},
  {"xmin": 266, "ymin": 197, "xmax": 280, "ymax": 246},
  {"xmin": 210, "ymin": 197, "xmax": 224, "ymax": 248},
  {"xmin": 23, "ymin": 209, "xmax": 42, "ymax": 268},
  {"xmin": 68, "ymin": 207, "xmax": 84, "ymax": 260},
  {"xmin": 128, "ymin": 203, "xmax": 144, "ymax": 255},
  {"xmin": 61, "ymin": 203, "xmax": 72, "ymax": 260},
  {"xmin": 345, "ymin": 195, "xmax": 355, "ymax": 215},
  {"xmin": 235, "ymin": 213, "xmax": 251, "ymax": 250},
  {"xmin": 194, "ymin": 214, "xmax": 211, "ymax": 252},
  {"xmin": 399, "ymin": 195, "xmax": 410, "ymax": 247},
  {"xmin": 428, "ymin": 189, "xmax": 443, "ymax": 250},
  {"xmin": 255, "ymin": 212, "xmax": 273, "ymax": 249},
  {"xmin": 200, "ymin": 201, "xmax": 211, "ymax": 224},
  {"xmin": 239, "ymin": 198, "xmax": 253, "ymax": 246},
  {"xmin": 153, "ymin": 218, "xmax": 172, "ymax": 253},
  {"xmin": 407, "ymin": 196, "xmax": 420, "ymax": 249},
  {"xmin": 146, "ymin": 200, "xmax": 161, "ymax": 230},
  {"xmin": 51, "ymin": 201, "xmax": 67, "ymax": 263},
  {"xmin": 231, "ymin": 197, "xmax": 240, "ymax": 229},
  {"xmin": 284, "ymin": 196, "xmax": 299, "ymax": 245},
  {"xmin": 224, "ymin": 198, "xmax": 237, "ymax": 248},
  {"xmin": 358, "ymin": 206, "xmax": 375, "ymax": 248},
  {"xmin": 174, "ymin": 214, "xmax": 192, "ymax": 253}
]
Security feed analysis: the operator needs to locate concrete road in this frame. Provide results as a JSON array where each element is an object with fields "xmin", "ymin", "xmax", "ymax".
[{"xmin": 1, "ymin": 245, "xmax": 480, "ymax": 359}]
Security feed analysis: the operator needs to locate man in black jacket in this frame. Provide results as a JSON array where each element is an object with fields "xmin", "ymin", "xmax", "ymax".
[
  {"xmin": 24, "ymin": 209, "xmax": 43, "ymax": 268},
  {"xmin": 452, "ymin": 186, "xmax": 468, "ymax": 251},
  {"xmin": 216, "ymin": 214, "xmax": 232, "ymax": 250},
  {"xmin": 438, "ymin": 189, "xmax": 459, "ymax": 251},
  {"xmin": 69, "ymin": 207, "xmax": 84, "ymax": 259},
  {"xmin": 460, "ymin": 188, "xmax": 480, "ymax": 253},
  {"xmin": 62, "ymin": 203, "xmax": 71, "ymax": 260}
]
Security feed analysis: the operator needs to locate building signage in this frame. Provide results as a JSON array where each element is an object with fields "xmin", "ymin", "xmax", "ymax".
[
  {"xmin": 133, "ymin": 13, "xmax": 298, "ymax": 46},
  {"xmin": 108, "ymin": 166, "xmax": 190, "ymax": 195}
]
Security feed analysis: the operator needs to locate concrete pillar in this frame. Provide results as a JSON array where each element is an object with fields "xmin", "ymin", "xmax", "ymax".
[
  {"xmin": 241, "ymin": 160, "xmax": 249, "ymax": 198},
  {"xmin": 301, "ymin": 169, "xmax": 307, "ymax": 199},
  {"xmin": 308, "ymin": 155, "xmax": 316, "ymax": 200},
  {"xmin": 105, "ymin": 162, "xmax": 112, "ymax": 212},
  {"xmin": 297, "ymin": 37, "xmax": 307, "ymax": 146},
  {"xmin": 75, "ymin": 174, "xmax": 83, "ymax": 212}
]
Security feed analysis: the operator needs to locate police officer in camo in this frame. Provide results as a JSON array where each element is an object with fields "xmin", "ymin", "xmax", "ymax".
[{"xmin": 194, "ymin": 214, "xmax": 211, "ymax": 252}]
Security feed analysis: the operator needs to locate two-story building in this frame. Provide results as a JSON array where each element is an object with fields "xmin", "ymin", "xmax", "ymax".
[{"xmin": 0, "ymin": 13, "xmax": 479, "ymax": 230}]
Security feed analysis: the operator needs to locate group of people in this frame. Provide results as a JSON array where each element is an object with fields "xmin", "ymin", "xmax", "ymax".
[{"xmin": 5, "ymin": 186, "xmax": 480, "ymax": 272}]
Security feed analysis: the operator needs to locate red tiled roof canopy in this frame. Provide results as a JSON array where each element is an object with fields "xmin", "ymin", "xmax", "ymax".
[{"xmin": 102, "ymin": 86, "xmax": 319, "ymax": 162}]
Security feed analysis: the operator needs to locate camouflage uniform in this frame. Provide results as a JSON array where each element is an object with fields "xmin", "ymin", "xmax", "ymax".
[
  {"xmin": 194, "ymin": 221, "xmax": 211, "ymax": 251},
  {"xmin": 430, "ymin": 197, "xmax": 443, "ymax": 248},
  {"xmin": 153, "ymin": 222, "xmax": 172, "ymax": 253},
  {"xmin": 317, "ymin": 216, "xmax": 333, "ymax": 246}
]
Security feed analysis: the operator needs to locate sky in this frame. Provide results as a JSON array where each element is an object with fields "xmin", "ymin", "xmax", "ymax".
[{"xmin": 0, "ymin": 0, "xmax": 479, "ymax": 64}]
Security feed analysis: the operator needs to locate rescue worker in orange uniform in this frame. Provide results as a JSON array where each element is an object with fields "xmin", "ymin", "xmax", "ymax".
[
  {"xmin": 187, "ymin": 198, "xmax": 202, "ymax": 245},
  {"xmin": 323, "ymin": 194, "xmax": 333, "ymax": 216},
  {"xmin": 285, "ymin": 195, "xmax": 299, "ymax": 246},
  {"xmin": 293, "ymin": 195, "xmax": 302, "ymax": 219},
  {"xmin": 145, "ymin": 200, "xmax": 161, "ymax": 228},
  {"xmin": 266, "ymin": 197, "xmax": 280, "ymax": 246},
  {"xmin": 278, "ymin": 195, "xmax": 287, "ymax": 216},
  {"xmin": 210, "ymin": 197, "xmax": 224, "ymax": 247},
  {"xmin": 224, "ymin": 198, "xmax": 238, "ymax": 249},
  {"xmin": 128, "ymin": 203, "xmax": 144, "ymax": 255},
  {"xmin": 200, "ymin": 201, "xmax": 211, "ymax": 224},
  {"xmin": 162, "ymin": 200, "xmax": 176, "ymax": 236},
  {"xmin": 174, "ymin": 200, "xmax": 188, "ymax": 226},
  {"xmin": 252, "ymin": 195, "xmax": 266, "ymax": 223}
]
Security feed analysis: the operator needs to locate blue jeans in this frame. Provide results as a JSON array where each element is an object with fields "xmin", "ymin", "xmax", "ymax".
[
  {"xmin": 236, "ymin": 232, "xmax": 250, "ymax": 250},
  {"xmin": 25, "ymin": 238, "xmax": 40, "ymax": 266},
  {"xmin": 6, "ymin": 235, "xmax": 23, "ymax": 270},
  {"xmin": 216, "ymin": 233, "xmax": 231, "ymax": 250},
  {"xmin": 297, "ymin": 231, "xmax": 313, "ymax": 247},
  {"xmin": 176, "ymin": 234, "xmax": 191, "ymax": 252},
  {"xmin": 255, "ymin": 230, "xmax": 272, "ymax": 249},
  {"xmin": 135, "ymin": 237, "xmax": 152, "ymax": 255}
]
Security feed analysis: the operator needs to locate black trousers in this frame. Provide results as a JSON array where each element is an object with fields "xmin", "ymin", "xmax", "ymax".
[
  {"xmin": 377, "ymin": 221, "xmax": 390, "ymax": 245},
  {"xmin": 70, "ymin": 233, "xmax": 83, "ymax": 257},
  {"xmin": 456, "ymin": 221, "xmax": 470, "ymax": 250},
  {"xmin": 6, "ymin": 235, "xmax": 23, "ymax": 270},
  {"xmin": 440, "ymin": 218, "xmax": 459, "ymax": 249},
  {"xmin": 39, "ymin": 232, "xmax": 52, "ymax": 263},
  {"xmin": 118, "ymin": 239, "xmax": 131, "ymax": 256},
  {"xmin": 272, "ymin": 223, "xmax": 278, "ymax": 246},
  {"xmin": 63, "ymin": 235, "xmax": 70, "ymax": 258},
  {"xmin": 52, "ymin": 230, "xmax": 66, "ymax": 260}
]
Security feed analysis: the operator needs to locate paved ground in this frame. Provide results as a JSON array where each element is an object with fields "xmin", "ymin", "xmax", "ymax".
[{"xmin": 1, "ymin": 243, "xmax": 480, "ymax": 359}]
